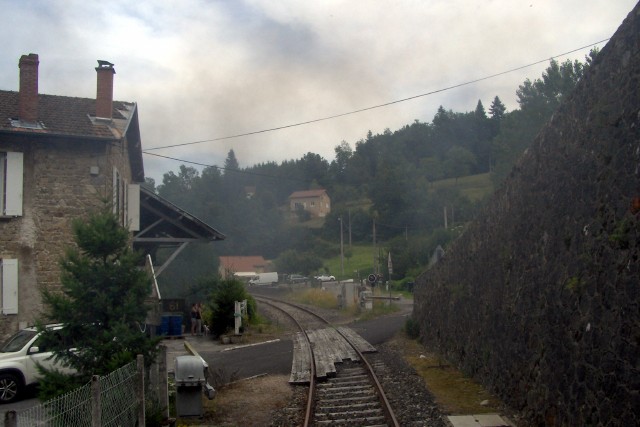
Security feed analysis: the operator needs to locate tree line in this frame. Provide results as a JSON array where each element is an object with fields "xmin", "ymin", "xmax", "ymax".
[{"xmin": 148, "ymin": 52, "xmax": 596, "ymax": 293}]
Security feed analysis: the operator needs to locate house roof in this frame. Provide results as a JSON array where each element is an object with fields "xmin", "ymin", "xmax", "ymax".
[
  {"xmin": 288, "ymin": 189, "xmax": 328, "ymax": 199},
  {"xmin": 0, "ymin": 90, "xmax": 145, "ymax": 181},
  {"xmin": 219, "ymin": 256, "xmax": 269, "ymax": 273}
]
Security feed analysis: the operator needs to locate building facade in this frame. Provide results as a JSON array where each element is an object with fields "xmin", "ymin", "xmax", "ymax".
[
  {"xmin": 0, "ymin": 54, "xmax": 144, "ymax": 337},
  {"xmin": 288, "ymin": 189, "xmax": 331, "ymax": 218}
]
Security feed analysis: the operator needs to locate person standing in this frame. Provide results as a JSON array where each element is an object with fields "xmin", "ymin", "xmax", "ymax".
[
  {"xmin": 190, "ymin": 303, "xmax": 198, "ymax": 335},
  {"xmin": 196, "ymin": 303, "xmax": 203, "ymax": 336}
]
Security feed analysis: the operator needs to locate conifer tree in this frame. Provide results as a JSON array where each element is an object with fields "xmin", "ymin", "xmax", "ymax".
[{"xmin": 36, "ymin": 209, "xmax": 159, "ymax": 398}]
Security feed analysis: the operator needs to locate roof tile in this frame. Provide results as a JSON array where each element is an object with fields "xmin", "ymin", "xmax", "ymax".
[{"xmin": 0, "ymin": 90, "xmax": 133, "ymax": 139}]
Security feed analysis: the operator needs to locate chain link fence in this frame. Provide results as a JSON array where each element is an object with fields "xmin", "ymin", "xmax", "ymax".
[{"xmin": 6, "ymin": 353, "xmax": 164, "ymax": 427}]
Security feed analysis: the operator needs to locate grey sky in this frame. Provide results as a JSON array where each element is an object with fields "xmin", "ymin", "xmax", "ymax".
[{"xmin": 1, "ymin": 0, "xmax": 636, "ymax": 183}]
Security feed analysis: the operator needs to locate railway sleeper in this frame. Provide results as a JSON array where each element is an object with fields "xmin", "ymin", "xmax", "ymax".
[
  {"xmin": 315, "ymin": 409, "xmax": 384, "ymax": 422},
  {"xmin": 316, "ymin": 395, "xmax": 379, "ymax": 405},
  {"xmin": 316, "ymin": 401, "xmax": 382, "ymax": 413},
  {"xmin": 316, "ymin": 384, "xmax": 375, "ymax": 395},
  {"xmin": 314, "ymin": 414, "xmax": 388, "ymax": 426},
  {"xmin": 338, "ymin": 367, "xmax": 367, "ymax": 376},
  {"xmin": 318, "ymin": 377, "xmax": 369, "ymax": 388}
]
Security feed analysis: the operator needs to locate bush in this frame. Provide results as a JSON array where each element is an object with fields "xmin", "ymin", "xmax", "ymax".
[
  {"xmin": 404, "ymin": 316, "xmax": 421, "ymax": 339},
  {"xmin": 204, "ymin": 277, "xmax": 254, "ymax": 336}
]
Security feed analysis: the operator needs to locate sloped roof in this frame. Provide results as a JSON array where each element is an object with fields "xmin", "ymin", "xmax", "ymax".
[
  {"xmin": 135, "ymin": 185, "xmax": 226, "ymax": 243},
  {"xmin": 1, "ymin": 90, "xmax": 128, "ymax": 137},
  {"xmin": 288, "ymin": 189, "xmax": 328, "ymax": 199},
  {"xmin": 219, "ymin": 256, "xmax": 269, "ymax": 273},
  {"xmin": 0, "ymin": 90, "xmax": 144, "ymax": 181}
]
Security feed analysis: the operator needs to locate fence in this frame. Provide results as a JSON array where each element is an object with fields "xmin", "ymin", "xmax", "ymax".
[{"xmin": 4, "ymin": 346, "xmax": 169, "ymax": 427}]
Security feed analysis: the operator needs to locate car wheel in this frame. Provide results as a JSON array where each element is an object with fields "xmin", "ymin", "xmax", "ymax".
[{"xmin": 0, "ymin": 373, "xmax": 22, "ymax": 403}]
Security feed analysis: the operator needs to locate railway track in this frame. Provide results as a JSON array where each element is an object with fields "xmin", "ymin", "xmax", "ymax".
[{"xmin": 254, "ymin": 295, "xmax": 400, "ymax": 427}]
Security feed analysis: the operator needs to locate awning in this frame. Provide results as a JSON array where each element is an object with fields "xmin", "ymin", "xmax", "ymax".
[{"xmin": 132, "ymin": 185, "xmax": 225, "ymax": 277}]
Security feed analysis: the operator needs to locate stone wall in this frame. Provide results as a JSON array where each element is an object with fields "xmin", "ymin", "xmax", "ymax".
[
  {"xmin": 414, "ymin": 5, "xmax": 640, "ymax": 426},
  {"xmin": 0, "ymin": 134, "xmax": 129, "ymax": 338}
]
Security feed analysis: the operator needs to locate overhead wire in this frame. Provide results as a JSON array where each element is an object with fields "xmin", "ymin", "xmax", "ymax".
[
  {"xmin": 142, "ymin": 39, "xmax": 608, "ymax": 154},
  {"xmin": 144, "ymin": 151, "xmax": 310, "ymax": 183}
]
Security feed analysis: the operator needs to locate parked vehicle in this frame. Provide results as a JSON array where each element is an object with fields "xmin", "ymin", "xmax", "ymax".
[
  {"xmin": 288, "ymin": 274, "xmax": 309, "ymax": 284},
  {"xmin": 315, "ymin": 274, "xmax": 336, "ymax": 282},
  {"xmin": 248, "ymin": 272, "xmax": 278, "ymax": 286},
  {"xmin": 0, "ymin": 325, "xmax": 75, "ymax": 403}
]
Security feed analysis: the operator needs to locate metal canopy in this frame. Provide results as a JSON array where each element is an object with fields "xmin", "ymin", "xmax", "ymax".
[{"xmin": 134, "ymin": 186, "xmax": 225, "ymax": 277}]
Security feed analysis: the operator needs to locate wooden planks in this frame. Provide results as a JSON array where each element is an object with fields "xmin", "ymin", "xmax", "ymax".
[
  {"xmin": 289, "ymin": 332, "xmax": 312, "ymax": 384},
  {"xmin": 289, "ymin": 327, "xmax": 377, "ymax": 384}
]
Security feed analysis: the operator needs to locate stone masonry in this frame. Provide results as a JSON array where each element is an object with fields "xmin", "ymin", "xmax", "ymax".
[{"xmin": 414, "ymin": 5, "xmax": 640, "ymax": 426}]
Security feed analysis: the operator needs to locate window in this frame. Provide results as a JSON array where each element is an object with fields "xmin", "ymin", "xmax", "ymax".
[
  {"xmin": 0, "ymin": 152, "xmax": 24, "ymax": 216},
  {"xmin": 1, "ymin": 258, "xmax": 19, "ymax": 315}
]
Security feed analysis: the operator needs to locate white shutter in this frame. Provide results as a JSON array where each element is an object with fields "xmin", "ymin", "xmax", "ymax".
[
  {"xmin": 112, "ymin": 168, "xmax": 120, "ymax": 215},
  {"xmin": 127, "ymin": 183, "xmax": 140, "ymax": 231},
  {"xmin": 1, "ymin": 259, "xmax": 19, "ymax": 314},
  {"xmin": 4, "ymin": 152, "xmax": 23, "ymax": 216}
]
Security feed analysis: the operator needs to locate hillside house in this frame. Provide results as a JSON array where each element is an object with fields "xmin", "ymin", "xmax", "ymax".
[
  {"xmin": 0, "ymin": 54, "xmax": 224, "ymax": 338},
  {"xmin": 288, "ymin": 189, "xmax": 331, "ymax": 218},
  {"xmin": 218, "ymin": 256, "xmax": 271, "ymax": 278}
]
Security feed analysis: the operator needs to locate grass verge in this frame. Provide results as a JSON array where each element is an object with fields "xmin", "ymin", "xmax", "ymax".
[{"xmin": 393, "ymin": 333, "xmax": 505, "ymax": 415}]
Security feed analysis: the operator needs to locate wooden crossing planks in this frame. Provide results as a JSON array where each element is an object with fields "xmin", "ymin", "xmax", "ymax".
[
  {"xmin": 289, "ymin": 326, "xmax": 377, "ymax": 384},
  {"xmin": 337, "ymin": 326, "xmax": 377, "ymax": 353},
  {"xmin": 289, "ymin": 332, "xmax": 311, "ymax": 384}
]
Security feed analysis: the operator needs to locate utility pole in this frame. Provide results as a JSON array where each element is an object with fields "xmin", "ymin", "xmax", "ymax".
[
  {"xmin": 348, "ymin": 208, "xmax": 352, "ymax": 247},
  {"xmin": 444, "ymin": 206, "xmax": 448, "ymax": 229},
  {"xmin": 339, "ymin": 216, "xmax": 344, "ymax": 275},
  {"xmin": 372, "ymin": 218, "xmax": 377, "ymax": 274}
]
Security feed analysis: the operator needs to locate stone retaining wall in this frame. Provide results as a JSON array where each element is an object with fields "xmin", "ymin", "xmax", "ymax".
[{"xmin": 414, "ymin": 5, "xmax": 640, "ymax": 426}]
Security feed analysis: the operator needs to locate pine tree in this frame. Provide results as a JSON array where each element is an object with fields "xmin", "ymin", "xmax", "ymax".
[
  {"xmin": 36, "ymin": 209, "xmax": 159, "ymax": 399},
  {"xmin": 489, "ymin": 96, "xmax": 506, "ymax": 120}
]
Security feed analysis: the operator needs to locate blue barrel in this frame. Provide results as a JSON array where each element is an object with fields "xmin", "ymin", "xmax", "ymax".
[
  {"xmin": 160, "ymin": 315, "xmax": 170, "ymax": 335},
  {"xmin": 169, "ymin": 315, "xmax": 183, "ymax": 336}
]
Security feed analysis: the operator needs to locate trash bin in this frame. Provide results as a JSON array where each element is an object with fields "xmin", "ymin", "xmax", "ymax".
[{"xmin": 175, "ymin": 355, "xmax": 207, "ymax": 417}]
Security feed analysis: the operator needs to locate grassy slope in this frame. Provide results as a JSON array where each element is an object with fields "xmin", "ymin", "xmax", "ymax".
[
  {"xmin": 321, "ymin": 244, "xmax": 377, "ymax": 281},
  {"xmin": 428, "ymin": 172, "xmax": 493, "ymax": 202},
  {"xmin": 304, "ymin": 172, "xmax": 494, "ymax": 279}
]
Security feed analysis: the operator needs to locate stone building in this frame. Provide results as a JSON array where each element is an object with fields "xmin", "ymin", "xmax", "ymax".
[
  {"xmin": 0, "ymin": 54, "xmax": 224, "ymax": 339},
  {"xmin": 288, "ymin": 189, "xmax": 331, "ymax": 218}
]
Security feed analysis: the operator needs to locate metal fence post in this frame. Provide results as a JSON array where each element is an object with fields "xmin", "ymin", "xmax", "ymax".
[
  {"xmin": 91, "ymin": 375, "xmax": 101, "ymax": 427},
  {"xmin": 4, "ymin": 410, "xmax": 17, "ymax": 427},
  {"xmin": 159, "ymin": 344, "xmax": 169, "ymax": 420},
  {"xmin": 137, "ymin": 354, "xmax": 145, "ymax": 427}
]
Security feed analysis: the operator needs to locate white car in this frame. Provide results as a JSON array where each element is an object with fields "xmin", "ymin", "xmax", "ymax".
[
  {"xmin": 0, "ymin": 325, "xmax": 74, "ymax": 403},
  {"xmin": 315, "ymin": 274, "xmax": 336, "ymax": 282}
]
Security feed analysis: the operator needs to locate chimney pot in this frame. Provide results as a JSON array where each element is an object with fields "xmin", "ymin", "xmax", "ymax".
[
  {"xmin": 18, "ymin": 53, "xmax": 39, "ymax": 123},
  {"xmin": 95, "ymin": 60, "xmax": 115, "ymax": 119}
]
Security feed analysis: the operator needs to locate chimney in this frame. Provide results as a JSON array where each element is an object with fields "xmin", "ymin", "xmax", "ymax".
[
  {"xmin": 95, "ymin": 60, "xmax": 115, "ymax": 119},
  {"xmin": 18, "ymin": 53, "xmax": 39, "ymax": 123}
]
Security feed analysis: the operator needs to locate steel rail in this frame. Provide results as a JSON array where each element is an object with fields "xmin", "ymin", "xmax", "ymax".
[
  {"xmin": 254, "ymin": 295, "xmax": 399, "ymax": 427},
  {"xmin": 254, "ymin": 297, "xmax": 317, "ymax": 426}
]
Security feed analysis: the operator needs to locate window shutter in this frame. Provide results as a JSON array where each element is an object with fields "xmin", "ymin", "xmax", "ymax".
[
  {"xmin": 1, "ymin": 259, "xmax": 19, "ymax": 314},
  {"xmin": 112, "ymin": 168, "xmax": 120, "ymax": 215},
  {"xmin": 4, "ymin": 152, "xmax": 23, "ymax": 216},
  {"xmin": 127, "ymin": 183, "xmax": 140, "ymax": 231}
]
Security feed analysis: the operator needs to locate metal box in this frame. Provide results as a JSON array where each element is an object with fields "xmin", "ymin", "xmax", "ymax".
[
  {"xmin": 175, "ymin": 355, "xmax": 206, "ymax": 417},
  {"xmin": 175, "ymin": 355, "xmax": 206, "ymax": 386}
]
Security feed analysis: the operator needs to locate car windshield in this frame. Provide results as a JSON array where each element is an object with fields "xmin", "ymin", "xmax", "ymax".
[{"xmin": 0, "ymin": 329, "xmax": 38, "ymax": 353}]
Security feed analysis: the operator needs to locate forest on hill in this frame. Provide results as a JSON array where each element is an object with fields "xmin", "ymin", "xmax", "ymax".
[{"xmin": 149, "ymin": 52, "xmax": 596, "ymax": 297}]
